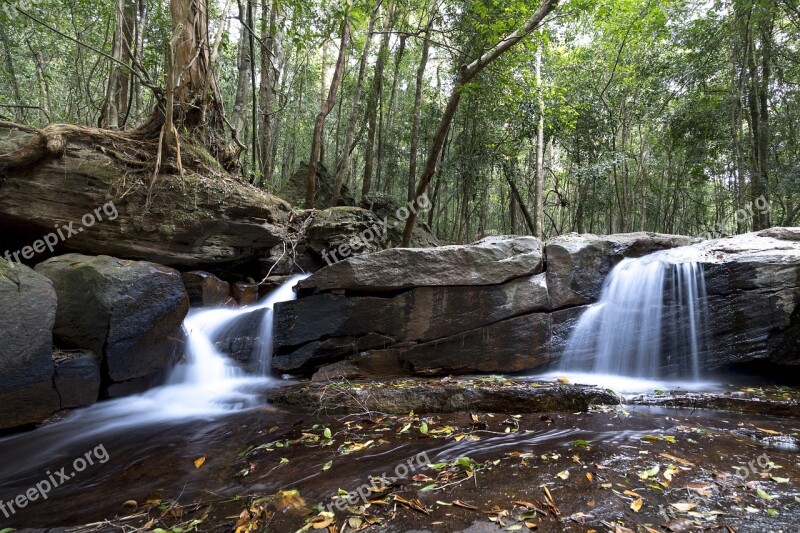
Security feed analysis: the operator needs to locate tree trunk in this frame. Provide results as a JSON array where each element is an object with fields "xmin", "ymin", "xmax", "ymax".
[
  {"xmin": 362, "ymin": 1, "xmax": 393, "ymax": 197},
  {"xmin": 331, "ymin": 0, "xmax": 380, "ymax": 205},
  {"xmin": 401, "ymin": 0, "xmax": 559, "ymax": 246},
  {"xmin": 305, "ymin": 6, "xmax": 352, "ymax": 208},
  {"xmin": 533, "ymin": 41, "xmax": 544, "ymax": 238},
  {"xmin": 231, "ymin": 1, "xmax": 252, "ymax": 139},
  {"xmin": 408, "ymin": 17, "xmax": 433, "ymax": 203},
  {"xmin": 258, "ymin": 0, "xmax": 283, "ymax": 187}
]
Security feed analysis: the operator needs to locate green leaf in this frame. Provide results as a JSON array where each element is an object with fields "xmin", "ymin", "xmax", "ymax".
[
  {"xmin": 419, "ymin": 422, "xmax": 428, "ymax": 434},
  {"xmin": 322, "ymin": 460, "xmax": 333, "ymax": 471},
  {"xmin": 573, "ymin": 439, "xmax": 592, "ymax": 450},
  {"xmin": 323, "ymin": 428, "xmax": 332, "ymax": 439},
  {"xmin": 756, "ymin": 488, "xmax": 774, "ymax": 501}
]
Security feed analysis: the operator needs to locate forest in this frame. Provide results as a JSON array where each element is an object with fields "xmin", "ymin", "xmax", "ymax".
[{"xmin": 2, "ymin": 0, "xmax": 798, "ymax": 243}]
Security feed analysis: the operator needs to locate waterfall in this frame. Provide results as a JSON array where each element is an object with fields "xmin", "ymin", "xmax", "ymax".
[
  {"xmin": 0, "ymin": 274, "xmax": 309, "ymax": 468},
  {"xmin": 558, "ymin": 251, "xmax": 709, "ymax": 380}
]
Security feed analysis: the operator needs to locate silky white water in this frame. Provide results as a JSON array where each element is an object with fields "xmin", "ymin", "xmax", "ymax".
[
  {"xmin": 0, "ymin": 274, "xmax": 308, "ymax": 473},
  {"xmin": 557, "ymin": 249, "xmax": 709, "ymax": 380}
]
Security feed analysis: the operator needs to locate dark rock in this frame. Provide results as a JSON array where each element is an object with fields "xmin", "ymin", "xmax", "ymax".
[
  {"xmin": 231, "ymin": 281, "xmax": 259, "ymax": 306},
  {"xmin": 36, "ymin": 254, "xmax": 189, "ymax": 385},
  {"xmin": 0, "ymin": 259, "xmax": 60, "ymax": 429},
  {"xmin": 53, "ymin": 350, "xmax": 101, "ymax": 409},
  {"xmin": 693, "ymin": 231, "xmax": 800, "ymax": 369},
  {"xmin": 0, "ymin": 124, "xmax": 289, "ymax": 269},
  {"xmin": 298, "ymin": 235, "xmax": 544, "ymax": 293},
  {"xmin": 268, "ymin": 378, "xmax": 622, "ymax": 414},
  {"xmin": 182, "ymin": 271, "xmax": 231, "ymax": 307},
  {"xmin": 273, "ymin": 274, "xmax": 550, "ymax": 373}
]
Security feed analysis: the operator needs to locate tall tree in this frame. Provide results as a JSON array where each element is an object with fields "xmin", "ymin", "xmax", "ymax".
[
  {"xmin": 402, "ymin": 0, "xmax": 559, "ymax": 246},
  {"xmin": 305, "ymin": 2, "xmax": 353, "ymax": 208}
]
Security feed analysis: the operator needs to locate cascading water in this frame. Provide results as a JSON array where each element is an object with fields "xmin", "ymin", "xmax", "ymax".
[
  {"xmin": 557, "ymin": 250, "xmax": 709, "ymax": 381},
  {"xmin": 0, "ymin": 274, "xmax": 308, "ymax": 477}
]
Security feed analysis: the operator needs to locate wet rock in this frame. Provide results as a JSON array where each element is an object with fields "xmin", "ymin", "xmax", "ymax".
[
  {"xmin": 545, "ymin": 232, "xmax": 696, "ymax": 309},
  {"xmin": 231, "ymin": 281, "xmax": 259, "ymax": 306},
  {"xmin": 36, "ymin": 254, "xmax": 189, "ymax": 385},
  {"xmin": 53, "ymin": 350, "xmax": 101, "ymax": 409},
  {"xmin": 695, "ymin": 231, "xmax": 800, "ymax": 369},
  {"xmin": 269, "ymin": 378, "xmax": 622, "ymax": 414},
  {"xmin": 298, "ymin": 235, "xmax": 544, "ymax": 293},
  {"xmin": 0, "ymin": 259, "xmax": 60, "ymax": 429},
  {"xmin": 273, "ymin": 273, "xmax": 550, "ymax": 375},
  {"xmin": 181, "ymin": 271, "xmax": 231, "ymax": 307}
]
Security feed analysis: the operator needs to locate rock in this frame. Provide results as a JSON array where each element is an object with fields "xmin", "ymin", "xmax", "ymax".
[
  {"xmin": 53, "ymin": 350, "xmax": 101, "ymax": 409},
  {"xmin": 231, "ymin": 281, "xmax": 259, "ymax": 306},
  {"xmin": 182, "ymin": 271, "xmax": 231, "ymax": 307},
  {"xmin": 0, "ymin": 259, "xmax": 60, "ymax": 429},
  {"xmin": 304, "ymin": 207, "xmax": 390, "ymax": 260},
  {"xmin": 298, "ymin": 235, "xmax": 544, "ymax": 293},
  {"xmin": 359, "ymin": 191, "xmax": 439, "ymax": 248},
  {"xmin": 269, "ymin": 378, "xmax": 622, "ymax": 414},
  {"xmin": 0, "ymin": 123, "xmax": 289, "ymax": 269},
  {"xmin": 36, "ymin": 254, "xmax": 189, "ymax": 385},
  {"xmin": 311, "ymin": 360, "xmax": 362, "ymax": 382},
  {"xmin": 545, "ymin": 232, "xmax": 697, "ymax": 309},
  {"xmin": 277, "ymin": 162, "xmax": 355, "ymax": 209},
  {"xmin": 273, "ymin": 274, "xmax": 550, "ymax": 373},
  {"xmin": 692, "ymin": 230, "xmax": 800, "ymax": 369}
]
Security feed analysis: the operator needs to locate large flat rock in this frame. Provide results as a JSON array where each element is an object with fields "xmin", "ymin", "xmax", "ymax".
[
  {"xmin": 0, "ymin": 124, "xmax": 289, "ymax": 269},
  {"xmin": 297, "ymin": 236, "xmax": 543, "ymax": 293}
]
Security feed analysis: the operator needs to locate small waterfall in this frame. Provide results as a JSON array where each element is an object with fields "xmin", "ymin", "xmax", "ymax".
[{"xmin": 558, "ymin": 251, "xmax": 709, "ymax": 380}]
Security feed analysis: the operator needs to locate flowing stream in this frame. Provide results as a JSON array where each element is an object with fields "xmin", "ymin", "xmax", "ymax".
[{"xmin": 0, "ymin": 274, "xmax": 308, "ymax": 481}]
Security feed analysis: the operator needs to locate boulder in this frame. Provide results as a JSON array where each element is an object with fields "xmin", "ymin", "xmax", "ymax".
[
  {"xmin": 181, "ymin": 271, "xmax": 231, "ymax": 307},
  {"xmin": 298, "ymin": 235, "xmax": 544, "ymax": 293},
  {"xmin": 693, "ymin": 230, "xmax": 800, "ymax": 369},
  {"xmin": 36, "ymin": 254, "xmax": 189, "ymax": 385},
  {"xmin": 0, "ymin": 123, "xmax": 289, "ymax": 269},
  {"xmin": 277, "ymin": 162, "xmax": 355, "ymax": 209},
  {"xmin": 0, "ymin": 260, "xmax": 60, "ymax": 429},
  {"xmin": 545, "ymin": 232, "xmax": 696, "ymax": 309},
  {"xmin": 231, "ymin": 281, "xmax": 259, "ymax": 306},
  {"xmin": 359, "ymin": 191, "xmax": 439, "ymax": 248},
  {"xmin": 304, "ymin": 207, "xmax": 389, "ymax": 262},
  {"xmin": 53, "ymin": 350, "xmax": 101, "ymax": 409}
]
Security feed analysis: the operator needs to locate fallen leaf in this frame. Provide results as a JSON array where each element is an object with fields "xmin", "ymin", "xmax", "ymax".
[
  {"xmin": 556, "ymin": 469, "xmax": 570, "ymax": 480},
  {"xmin": 670, "ymin": 502, "xmax": 697, "ymax": 512},
  {"xmin": 630, "ymin": 498, "xmax": 643, "ymax": 512},
  {"xmin": 193, "ymin": 457, "xmax": 206, "ymax": 468}
]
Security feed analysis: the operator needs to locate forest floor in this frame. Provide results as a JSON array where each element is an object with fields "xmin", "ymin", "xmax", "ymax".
[{"xmin": 1, "ymin": 381, "xmax": 799, "ymax": 532}]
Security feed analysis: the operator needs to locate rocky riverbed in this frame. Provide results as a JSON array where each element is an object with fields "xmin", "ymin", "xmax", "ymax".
[{"xmin": 0, "ymin": 379, "xmax": 799, "ymax": 532}]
